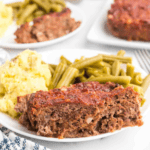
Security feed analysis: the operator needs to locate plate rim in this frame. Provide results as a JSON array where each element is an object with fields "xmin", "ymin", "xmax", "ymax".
[
  {"xmin": 87, "ymin": 0, "xmax": 150, "ymax": 50},
  {"xmin": 0, "ymin": 48, "xmax": 149, "ymax": 142},
  {"xmin": 0, "ymin": 2, "xmax": 86, "ymax": 49}
]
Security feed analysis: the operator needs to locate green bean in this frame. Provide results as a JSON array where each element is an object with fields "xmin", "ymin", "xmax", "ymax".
[
  {"xmin": 79, "ymin": 76, "xmax": 87, "ymax": 82},
  {"xmin": 50, "ymin": 64, "xmax": 57, "ymax": 70},
  {"xmin": 112, "ymin": 60, "xmax": 120, "ymax": 76},
  {"xmin": 90, "ymin": 62, "xmax": 102, "ymax": 68},
  {"xmin": 60, "ymin": 55, "xmax": 72, "ymax": 65},
  {"xmin": 131, "ymin": 74, "xmax": 143, "ymax": 85},
  {"xmin": 126, "ymin": 63, "xmax": 134, "ymax": 78},
  {"xmin": 87, "ymin": 76, "xmax": 131, "ymax": 85},
  {"xmin": 34, "ymin": 10, "xmax": 44, "ymax": 18},
  {"xmin": 50, "ymin": 63, "xmax": 67, "ymax": 89},
  {"xmin": 102, "ymin": 62, "xmax": 112, "ymax": 68},
  {"xmin": 86, "ymin": 67, "xmax": 103, "ymax": 77},
  {"xmin": 91, "ymin": 61, "xmax": 112, "ymax": 68},
  {"xmin": 75, "ymin": 56, "xmax": 85, "ymax": 62},
  {"xmin": 86, "ymin": 75, "xmax": 97, "ymax": 81},
  {"xmin": 134, "ymin": 72, "xmax": 141, "ymax": 76},
  {"xmin": 86, "ymin": 69, "xmax": 101, "ymax": 77},
  {"xmin": 50, "ymin": 0, "xmax": 66, "ymax": 7},
  {"xmin": 87, "ymin": 67, "xmax": 103, "ymax": 73},
  {"xmin": 108, "ymin": 61, "xmax": 114, "ymax": 65},
  {"xmin": 13, "ymin": 8, "xmax": 20, "ymax": 18},
  {"xmin": 10, "ymin": 0, "xmax": 67, "ymax": 24},
  {"xmin": 76, "ymin": 70, "xmax": 85, "ymax": 77},
  {"xmin": 99, "ymin": 61, "xmax": 111, "ymax": 68},
  {"xmin": 89, "ymin": 75, "xmax": 95, "ymax": 78},
  {"xmin": 51, "ymin": 4, "xmax": 63, "ymax": 12},
  {"xmin": 56, "ymin": 67, "xmax": 78, "ymax": 88},
  {"xmin": 97, "ymin": 74, "xmax": 112, "ymax": 77},
  {"xmin": 103, "ymin": 67, "xmax": 111, "ymax": 75},
  {"xmin": 86, "ymin": 67, "xmax": 112, "ymax": 77},
  {"xmin": 141, "ymin": 74, "xmax": 150, "ymax": 93},
  {"xmin": 102, "ymin": 54, "xmax": 132, "ymax": 63},
  {"xmin": 94, "ymin": 73, "xmax": 112, "ymax": 77},
  {"xmin": 117, "ymin": 50, "xmax": 126, "ymax": 56},
  {"xmin": 6, "ymin": 2, "xmax": 23, "ymax": 8},
  {"xmin": 120, "ymin": 69, "xmax": 126, "ymax": 76},
  {"xmin": 74, "ymin": 59, "xmax": 80, "ymax": 63},
  {"xmin": 25, "ymin": 15, "xmax": 34, "ymax": 22},
  {"xmin": 31, "ymin": 0, "xmax": 50, "ymax": 13},
  {"xmin": 71, "ymin": 54, "xmax": 102, "ymax": 70},
  {"xmin": 80, "ymin": 56, "xmax": 85, "ymax": 60},
  {"xmin": 60, "ymin": 57, "xmax": 67, "ymax": 65},
  {"xmin": 84, "ymin": 74, "xmax": 113, "ymax": 82},
  {"xmin": 141, "ymin": 98, "xmax": 146, "ymax": 107},
  {"xmin": 70, "ymin": 78, "xmax": 76, "ymax": 85},
  {"xmin": 16, "ymin": 7, "xmax": 25, "ymax": 18},
  {"xmin": 48, "ymin": 64, "xmax": 55, "ymax": 75},
  {"xmin": 125, "ymin": 84, "xmax": 144, "ymax": 96},
  {"xmin": 21, "ymin": 0, "xmax": 30, "ymax": 8},
  {"xmin": 17, "ymin": 4, "xmax": 38, "ymax": 25}
]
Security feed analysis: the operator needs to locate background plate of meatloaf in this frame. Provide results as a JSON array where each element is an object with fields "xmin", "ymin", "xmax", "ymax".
[
  {"xmin": 87, "ymin": 0, "xmax": 150, "ymax": 50},
  {"xmin": 0, "ymin": 2, "xmax": 85, "ymax": 49},
  {"xmin": 0, "ymin": 49, "xmax": 150, "ymax": 142}
]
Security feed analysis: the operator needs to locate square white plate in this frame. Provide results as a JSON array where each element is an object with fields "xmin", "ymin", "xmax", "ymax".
[{"xmin": 87, "ymin": 0, "xmax": 150, "ymax": 50}]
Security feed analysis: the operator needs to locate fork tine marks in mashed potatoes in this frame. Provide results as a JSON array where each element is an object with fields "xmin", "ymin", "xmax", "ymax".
[{"xmin": 0, "ymin": 50, "xmax": 51, "ymax": 118}]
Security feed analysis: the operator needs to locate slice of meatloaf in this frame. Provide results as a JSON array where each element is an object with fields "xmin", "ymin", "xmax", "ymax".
[
  {"xmin": 14, "ymin": 8, "xmax": 81, "ymax": 43},
  {"xmin": 15, "ymin": 82, "xmax": 143, "ymax": 138},
  {"xmin": 107, "ymin": 0, "xmax": 150, "ymax": 41}
]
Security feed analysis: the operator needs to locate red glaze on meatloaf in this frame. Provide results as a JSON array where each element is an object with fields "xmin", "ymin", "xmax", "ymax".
[
  {"xmin": 107, "ymin": 0, "xmax": 150, "ymax": 41},
  {"xmin": 14, "ymin": 8, "xmax": 81, "ymax": 43},
  {"xmin": 15, "ymin": 82, "xmax": 143, "ymax": 138}
]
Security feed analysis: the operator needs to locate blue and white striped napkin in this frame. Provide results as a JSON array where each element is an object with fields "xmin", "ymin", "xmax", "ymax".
[{"xmin": 0, "ymin": 124, "xmax": 50, "ymax": 150}]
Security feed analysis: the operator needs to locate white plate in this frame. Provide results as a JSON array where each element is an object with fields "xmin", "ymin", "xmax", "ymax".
[
  {"xmin": 87, "ymin": 0, "xmax": 150, "ymax": 50},
  {"xmin": 0, "ymin": 2, "xmax": 86, "ymax": 49},
  {"xmin": 0, "ymin": 49, "xmax": 150, "ymax": 142}
]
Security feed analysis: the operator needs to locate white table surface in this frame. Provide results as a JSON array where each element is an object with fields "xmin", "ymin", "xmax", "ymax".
[{"xmin": 1, "ymin": 0, "xmax": 150, "ymax": 150}]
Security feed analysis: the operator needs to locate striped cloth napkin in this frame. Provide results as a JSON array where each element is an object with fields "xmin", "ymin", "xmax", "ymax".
[{"xmin": 0, "ymin": 124, "xmax": 50, "ymax": 150}]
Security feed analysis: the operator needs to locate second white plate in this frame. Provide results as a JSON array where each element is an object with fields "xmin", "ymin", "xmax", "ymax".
[
  {"xmin": 0, "ymin": 2, "xmax": 86, "ymax": 49},
  {"xmin": 87, "ymin": 0, "xmax": 150, "ymax": 50},
  {"xmin": 0, "ymin": 48, "xmax": 149, "ymax": 142}
]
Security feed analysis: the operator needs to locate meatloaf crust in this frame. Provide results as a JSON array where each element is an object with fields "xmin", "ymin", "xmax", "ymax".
[
  {"xmin": 107, "ymin": 0, "xmax": 150, "ymax": 41},
  {"xmin": 15, "ymin": 82, "xmax": 143, "ymax": 138},
  {"xmin": 14, "ymin": 8, "xmax": 81, "ymax": 43}
]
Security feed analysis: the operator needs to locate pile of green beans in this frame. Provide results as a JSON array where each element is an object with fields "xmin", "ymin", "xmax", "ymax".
[
  {"xmin": 7, "ymin": 0, "xmax": 66, "ymax": 25},
  {"xmin": 48, "ymin": 50, "xmax": 150, "ymax": 107}
]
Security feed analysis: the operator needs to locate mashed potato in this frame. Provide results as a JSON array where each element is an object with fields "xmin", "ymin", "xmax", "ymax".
[
  {"xmin": 0, "ymin": 1, "xmax": 13, "ymax": 37},
  {"xmin": 0, "ymin": 50, "xmax": 51, "ymax": 117}
]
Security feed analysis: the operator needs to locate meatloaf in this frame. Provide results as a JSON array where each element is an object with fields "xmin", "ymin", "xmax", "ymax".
[
  {"xmin": 15, "ymin": 82, "xmax": 143, "ymax": 138},
  {"xmin": 107, "ymin": 0, "xmax": 150, "ymax": 41},
  {"xmin": 14, "ymin": 8, "xmax": 81, "ymax": 43}
]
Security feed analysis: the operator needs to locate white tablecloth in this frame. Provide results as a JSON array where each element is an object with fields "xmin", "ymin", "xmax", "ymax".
[{"xmin": 1, "ymin": 0, "xmax": 150, "ymax": 150}]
